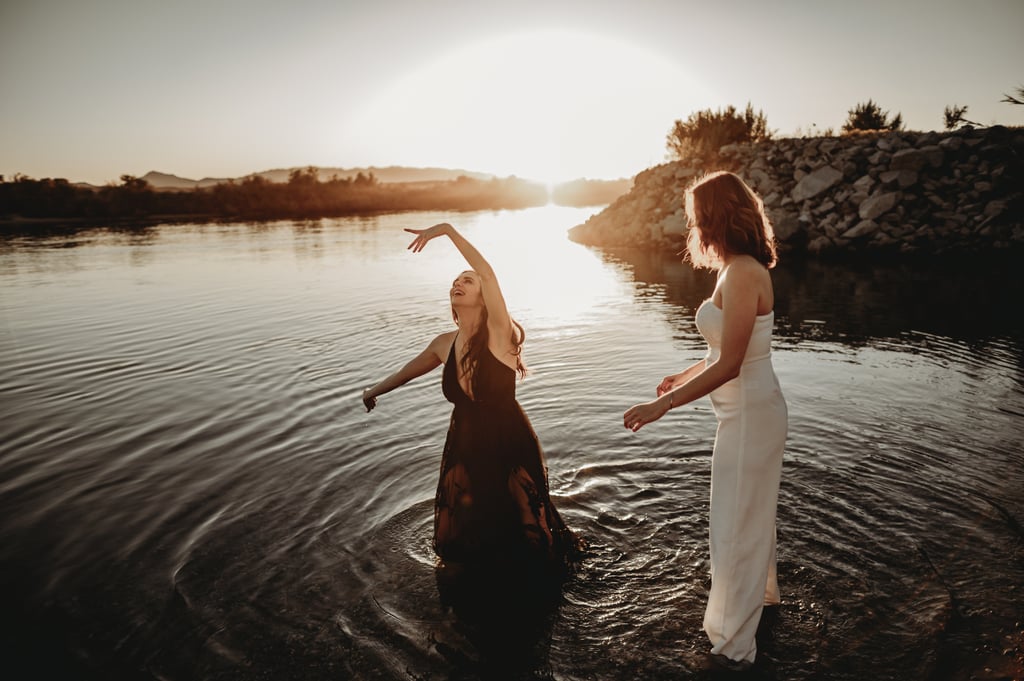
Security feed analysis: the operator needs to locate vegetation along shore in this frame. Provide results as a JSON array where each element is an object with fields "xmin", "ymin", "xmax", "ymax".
[
  {"xmin": 4, "ymin": 99, "xmax": 1022, "ymax": 259},
  {"xmin": 0, "ymin": 169, "xmax": 631, "ymax": 227}
]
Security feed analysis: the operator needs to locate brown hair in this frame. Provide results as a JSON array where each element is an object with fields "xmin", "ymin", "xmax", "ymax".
[
  {"xmin": 684, "ymin": 171, "xmax": 778, "ymax": 270},
  {"xmin": 452, "ymin": 302, "xmax": 527, "ymax": 392}
]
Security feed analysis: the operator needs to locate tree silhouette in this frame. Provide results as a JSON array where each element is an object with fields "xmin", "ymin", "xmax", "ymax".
[
  {"xmin": 119, "ymin": 174, "xmax": 151, "ymax": 191},
  {"xmin": 0, "ymin": 170, "xmax": 559, "ymax": 223},
  {"xmin": 943, "ymin": 104, "xmax": 983, "ymax": 130},
  {"xmin": 666, "ymin": 102, "xmax": 772, "ymax": 161},
  {"xmin": 1002, "ymin": 86, "xmax": 1024, "ymax": 106},
  {"xmin": 842, "ymin": 100, "xmax": 903, "ymax": 133}
]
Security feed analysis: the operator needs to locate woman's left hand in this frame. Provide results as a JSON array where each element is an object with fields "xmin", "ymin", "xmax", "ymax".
[
  {"xmin": 405, "ymin": 223, "xmax": 452, "ymax": 253},
  {"xmin": 623, "ymin": 398, "xmax": 669, "ymax": 432}
]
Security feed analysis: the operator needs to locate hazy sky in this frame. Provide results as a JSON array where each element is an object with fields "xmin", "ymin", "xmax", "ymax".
[{"xmin": 2, "ymin": 0, "xmax": 1022, "ymax": 185}]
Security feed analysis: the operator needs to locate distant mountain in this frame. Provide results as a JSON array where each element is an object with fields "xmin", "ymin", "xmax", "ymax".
[
  {"xmin": 139, "ymin": 166, "xmax": 497, "ymax": 190},
  {"xmin": 140, "ymin": 171, "xmax": 231, "ymax": 190},
  {"xmin": 250, "ymin": 166, "xmax": 496, "ymax": 185}
]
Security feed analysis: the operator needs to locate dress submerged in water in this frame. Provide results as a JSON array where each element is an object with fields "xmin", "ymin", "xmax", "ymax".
[
  {"xmin": 695, "ymin": 298, "xmax": 787, "ymax": 665},
  {"xmin": 434, "ymin": 337, "xmax": 583, "ymax": 576}
]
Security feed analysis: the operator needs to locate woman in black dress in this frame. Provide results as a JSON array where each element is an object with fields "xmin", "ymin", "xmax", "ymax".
[{"xmin": 362, "ymin": 222, "xmax": 582, "ymax": 578}]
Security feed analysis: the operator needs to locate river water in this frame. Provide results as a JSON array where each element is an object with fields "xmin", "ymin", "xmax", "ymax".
[{"xmin": 1, "ymin": 205, "xmax": 1022, "ymax": 680}]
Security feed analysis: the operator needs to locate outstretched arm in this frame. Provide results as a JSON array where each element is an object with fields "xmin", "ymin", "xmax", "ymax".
[
  {"xmin": 362, "ymin": 332, "xmax": 453, "ymax": 412},
  {"xmin": 405, "ymin": 223, "xmax": 513, "ymax": 341}
]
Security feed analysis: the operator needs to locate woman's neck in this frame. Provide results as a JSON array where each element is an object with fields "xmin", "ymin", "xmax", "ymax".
[{"xmin": 456, "ymin": 309, "xmax": 483, "ymax": 336}]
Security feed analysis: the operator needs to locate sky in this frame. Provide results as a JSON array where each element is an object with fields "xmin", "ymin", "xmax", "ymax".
[{"xmin": 2, "ymin": 0, "xmax": 1022, "ymax": 186}]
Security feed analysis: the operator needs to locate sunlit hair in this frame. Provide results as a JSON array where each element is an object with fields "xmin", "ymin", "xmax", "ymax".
[
  {"xmin": 450, "ymin": 273, "xmax": 527, "ymax": 389},
  {"xmin": 684, "ymin": 171, "xmax": 778, "ymax": 270}
]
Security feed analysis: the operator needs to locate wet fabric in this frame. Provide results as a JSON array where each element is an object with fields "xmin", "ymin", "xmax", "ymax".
[
  {"xmin": 695, "ymin": 299, "xmax": 787, "ymax": 664},
  {"xmin": 434, "ymin": 336, "xmax": 583, "ymax": 576}
]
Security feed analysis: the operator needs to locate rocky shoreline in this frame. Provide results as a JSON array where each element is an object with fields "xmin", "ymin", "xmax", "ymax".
[{"xmin": 569, "ymin": 126, "xmax": 1023, "ymax": 257}]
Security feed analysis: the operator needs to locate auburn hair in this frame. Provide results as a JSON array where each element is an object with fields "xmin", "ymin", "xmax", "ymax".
[
  {"xmin": 684, "ymin": 171, "xmax": 778, "ymax": 270},
  {"xmin": 452, "ymin": 303, "xmax": 527, "ymax": 395}
]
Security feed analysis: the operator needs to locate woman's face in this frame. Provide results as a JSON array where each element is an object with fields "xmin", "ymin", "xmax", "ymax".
[{"xmin": 450, "ymin": 271, "xmax": 483, "ymax": 309}]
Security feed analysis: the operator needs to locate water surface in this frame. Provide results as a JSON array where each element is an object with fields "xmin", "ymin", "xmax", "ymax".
[{"xmin": 1, "ymin": 206, "xmax": 1022, "ymax": 679}]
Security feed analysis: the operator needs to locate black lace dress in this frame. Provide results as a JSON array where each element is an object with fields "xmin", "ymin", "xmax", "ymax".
[{"xmin": 434, "ymin": 338, "xmax": 583, "ymax": 577}]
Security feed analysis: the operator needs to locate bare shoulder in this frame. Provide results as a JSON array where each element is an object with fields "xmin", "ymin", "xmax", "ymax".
[
  {"xmin": 429, "ymin": 330, "xmax": 458, "ymax": 363},
  {"xmin": 719, "ymin": 256, "xmax": 757, "ymax": 288},
  {"xmin": 722, "ymin": 256, "xmax": 773, "ymax": 312},
  {"xmin": 724, "ymin": 254, "xmax": 770, "ymax": 311}
]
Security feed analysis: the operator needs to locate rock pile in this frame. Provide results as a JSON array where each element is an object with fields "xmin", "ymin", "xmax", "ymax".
[{"xmin": 569, "ymin": 126, "xmax": 1023, "ymax": 256}]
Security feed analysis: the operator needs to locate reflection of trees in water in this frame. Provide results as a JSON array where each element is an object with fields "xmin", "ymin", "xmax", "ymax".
[
  {"xmin": 770, "ymin": 257, "xmax": 1018, "ymax": 344},
  {"xmin": 603, "ymin": 248, "xmax": 1024, "ymax": 347}
]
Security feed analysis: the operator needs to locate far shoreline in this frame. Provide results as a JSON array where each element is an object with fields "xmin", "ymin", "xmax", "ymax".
[{"xmin": 0, "ymin": 171, "xmax": 632, "ymax": 230}]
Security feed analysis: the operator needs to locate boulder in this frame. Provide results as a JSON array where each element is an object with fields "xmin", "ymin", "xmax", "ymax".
[
  {"xmin": 890, "ymin": 148, "xmax": 928, "ymax": 171},
  {"xmin": 772, "ymin": 211, "xmax": 802, "ymax": 242},
  {"xmin": 569, "ymin": 126, "xmax": 1023, "ymax": 255},
  {"xmin": 853, "ymin": 175, "xmax": 875, "ymax": 192},
  {"xmin": 859, "ymin": 192, "xmax": 899, "ymax": 220},
  {"xmin": 807, "ymin": 235, "xmax": 834, "ymax": 253},
  {"xmin": 791, "ymin": 165, "xmax": 843, "ymax": 202},
  {"xmin": 880, "ymin": 169, "xmax": 919, "ymax": 188},
  {"xmin": 842, "ymin": 219, "xmax": 881, "ymax": 239},
  {"xmin": 920, "ymin": 145, "xmax": 945, "ymax": 168}
]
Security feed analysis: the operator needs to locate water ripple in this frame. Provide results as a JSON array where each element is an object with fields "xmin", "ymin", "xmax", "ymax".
[{"xmin": 1, "ymin": 211, "xmax": 1022, "ymax": 679}]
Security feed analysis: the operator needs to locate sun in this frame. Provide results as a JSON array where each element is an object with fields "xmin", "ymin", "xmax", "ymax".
[{"xmin": 343, "ymin": 28, "xmax": 715, "ymax": 185}]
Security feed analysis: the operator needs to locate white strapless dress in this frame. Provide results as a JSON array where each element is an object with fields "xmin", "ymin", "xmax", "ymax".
[{"xmin": 694, "ymin": 298, "xmax": 787, "ymax": 664}]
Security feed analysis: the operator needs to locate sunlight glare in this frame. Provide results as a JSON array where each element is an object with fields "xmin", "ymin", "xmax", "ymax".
[
  {"xmin": 456, "ymin": 207, "xmax": 626, "ymax": 330},
  {"xmin": 344, "ymin": 29, "xmax": 715, "ymax": 185}
]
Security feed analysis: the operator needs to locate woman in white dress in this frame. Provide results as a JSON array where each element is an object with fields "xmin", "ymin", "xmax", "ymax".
[{"xmin": 623, "ymin": 170, "xmax": 788, "ymax": 671}]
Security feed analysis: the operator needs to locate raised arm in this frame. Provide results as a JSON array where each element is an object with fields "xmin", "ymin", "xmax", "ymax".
[
  {"xmin": 405, "ymin": 223, "xmax": 513, "ymax": 341},
  {"xmin": 362, "ymin": 331, "xmax": 454, "ymax": 412}
]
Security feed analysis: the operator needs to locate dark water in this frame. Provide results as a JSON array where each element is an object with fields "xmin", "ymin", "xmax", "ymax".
[{"xmin": 1, "ymin": 206, "xmax": 1022, "ymax": 680}]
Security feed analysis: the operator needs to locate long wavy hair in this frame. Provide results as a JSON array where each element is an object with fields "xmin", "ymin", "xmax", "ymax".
[
  {"xmin": 452, "ymin": 302, "xmax": 527, "ymax": 393},
  {"xmin": 684, "ymin": 171, "xmax": 778, "ymax": 270}
]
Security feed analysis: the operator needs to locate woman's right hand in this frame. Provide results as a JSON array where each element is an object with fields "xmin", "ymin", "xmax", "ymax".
[
  {"xmin": 362, "ymin": 387, "xmax": 377, "ymax": 413},
  {"xmin": 405, "ymin": 223, "xmax": 453, "ymax": 253}
]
